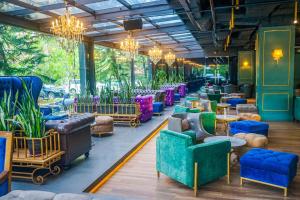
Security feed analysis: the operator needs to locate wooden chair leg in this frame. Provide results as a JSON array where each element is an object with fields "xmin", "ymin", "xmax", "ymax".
[{"xmin": 157, "ymin": 171, "xmax": 160, "ymax": 179}]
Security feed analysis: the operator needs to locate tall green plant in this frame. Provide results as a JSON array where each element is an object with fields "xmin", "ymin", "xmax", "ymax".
[
  {"xmin": 0, "ymin": 91, "xmax": 18, "ymax": 131},
  {"xmin": 16, "ymin": 83, "xmax": 45, "ymax": 138}
]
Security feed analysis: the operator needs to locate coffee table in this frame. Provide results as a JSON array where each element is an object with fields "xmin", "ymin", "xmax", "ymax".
[
  {"xmin": 216, "ymin": 114, "xmax": 239, "ymax": 136},
  {"xmin": 204, "ymin": 136, "xmax": 246, "ymax": 148},
  {"xmin": 204, "ymin": 136, "xmax": 246, "ymax": 165}
]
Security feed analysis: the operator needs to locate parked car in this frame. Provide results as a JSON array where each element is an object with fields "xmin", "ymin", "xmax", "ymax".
[{"xmin": 41, "ymin": 85, "xmax": 65, "ymax": 99}]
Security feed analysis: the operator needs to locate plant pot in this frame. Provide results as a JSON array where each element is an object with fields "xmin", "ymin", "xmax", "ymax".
[{"xmin": 27, "ymin": 139, "xmax": 46, "ymax": 156}]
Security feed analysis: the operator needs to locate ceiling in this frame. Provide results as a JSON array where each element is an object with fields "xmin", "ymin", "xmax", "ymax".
[{"xmin": 0, "ymin": 0, "xmax": 298, "ymax": 59}]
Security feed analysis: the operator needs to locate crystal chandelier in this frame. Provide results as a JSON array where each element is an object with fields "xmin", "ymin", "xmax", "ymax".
[
  {"xmin": 116, "ymin": 55, "xmax": 128, "ymax": 64},
  {"xmin": 148, "ymin": 46, "xmax": 162, "ymax": 65},
  {"xmin": 120, "ymin": 32, "xmax": 139, "ymax": 59},
  {"xmin": 50, "ymin": 1, "xmax": 85, "ymax": 51},
  {"xmin": 164, "ymin": 51, "xmax": 176, "ymax": 66}
]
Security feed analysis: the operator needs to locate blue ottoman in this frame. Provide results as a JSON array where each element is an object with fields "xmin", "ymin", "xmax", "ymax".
[
  {"xmin": 240, "ymin": 148, "xmax": 298, "ymax": 196},
  {"xmin": 174, "ymin": 93, "xmax": 181, "ymax": 102},
  {"xmin": 227, "ymin": 98, "xmax": 247, "ymax": 107},
  {"xmin": 153, "ymin": 102, "xmax": 163, "ymax": 115},
  {"xmin": 229, "ymin": 120, "xmax": 269, "ymax": 136}
]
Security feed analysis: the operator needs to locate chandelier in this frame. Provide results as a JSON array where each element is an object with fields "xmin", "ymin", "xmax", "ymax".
[
  {"xmin": 164, "ymin": 51, "xmax": 176, "ymax": 66},
  {"xmin": 148, "ymin": 46, "xmax": 162, "ymax": 65},
  {"xmin": 116, "ymin": 55, "xmax": 128, "ymax": 64},
  {"xmin": 120, "ymin": 32, "xmax": 139, "ymax": 59},
  {"xmin": 50, "ymin": 1, "xmax": 85, "ymax": 51}
]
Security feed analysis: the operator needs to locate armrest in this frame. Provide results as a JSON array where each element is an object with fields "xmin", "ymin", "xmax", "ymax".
[
  {"xmin": 187, "ymin": 140, "xmax": 231, "ymax": 164},
  {"xmin": 0, "ymin": 171, "xmax": 8, "ymax": 184},
  {"xmin": 168, "ymin": 117, "xmax": 183, "ymax": 132},
  {"xmin": 182, "ymin": 130, "xmax": 196, "ymax": 144}
]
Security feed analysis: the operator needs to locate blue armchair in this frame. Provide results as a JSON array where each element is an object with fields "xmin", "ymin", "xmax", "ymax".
[
  {"xmin": 156, "ymin": 130, "xmax": 231, "ymax": 196},
  {"xmin": 0, "ymin": 132, "xmax": 13, "ymax": 197}
]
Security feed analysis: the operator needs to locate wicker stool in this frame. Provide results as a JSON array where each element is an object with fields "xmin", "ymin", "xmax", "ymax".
[{"xmin": 91, "ymin": 116, "xmax": 113, "ymax": 136}]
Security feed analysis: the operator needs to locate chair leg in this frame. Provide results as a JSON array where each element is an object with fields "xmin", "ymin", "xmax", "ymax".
[
  {"xmin": 227, "ymin": 153, "xmax": 230, "ymax": 184},
  {"xmin": 157, "ymin": 171, "xmax": 160, "ymax": 179},
  {"xmin": 240, "ymin": 178, "xmax": 243, "ymax": 186},
  {"xmin": 284, "ymin": 188, "xmax": 288, "ymax": 197},
  {"xmin": 194, "ymin": 162, "xmax": 198, "ymax": 197}
]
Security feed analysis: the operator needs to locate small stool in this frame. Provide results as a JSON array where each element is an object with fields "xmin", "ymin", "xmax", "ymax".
[
  {"xmin": 240, "ymin": 148, "xmax": 299, "ymax": 196},
  {"xmin": 91, "ymin": 116, "xmax": 113, "ymax": 136},
  {"xmin": 229, "ymin": 120, "xmax": 269, "ymax": 136},
  {"xmin": 234, "ymin": 133, "xmax": 268, "ymax": 148},
  {"xmin": 153, "ymin": 102, "xmax": 163, "ymax": 115},
  {"xmin": 238, "ymin": 113, "xmax": 261, "ymax": 121},
  {"xmin": 174, "ymin": 93, "xmax": 181, "ymax": 103},
  {"xmin": 227, "ymin": 98, "xmax": 247, "ymax": 107}
]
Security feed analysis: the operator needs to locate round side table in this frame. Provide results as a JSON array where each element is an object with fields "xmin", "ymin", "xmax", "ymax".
[{"xmin": 216, "ymin": 114, "xmax": 239, "ymax": 136}]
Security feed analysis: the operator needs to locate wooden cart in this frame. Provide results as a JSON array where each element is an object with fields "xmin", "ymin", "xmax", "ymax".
[{"xmin": 12, "ymin": 131, "xmax": 64, "ymax": 184}]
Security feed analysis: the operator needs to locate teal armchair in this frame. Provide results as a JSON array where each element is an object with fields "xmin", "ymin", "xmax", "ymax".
[
  {"xmin": 174, "ymin": 105, "xmax": 190, "ymax": 114},
  {"xmin": 156, "ymin": 130, "xmax": 231, "ymax": 196}
]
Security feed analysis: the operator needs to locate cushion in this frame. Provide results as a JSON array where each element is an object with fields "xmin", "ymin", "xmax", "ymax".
[
  {"xmin": 229, "ymin": 120, "xmax": 269, "ymax": 136},
  {"xmin": 181, "ymin": 119, "xmax": 190, "ymax": 131},
  {"xmin": 238, "ymin": 113, "xmax": 261, "ymax": 121},
  {"xmin": 234, "ymin": 133, "xmax": 268, "ymax": 147},
  {"xmin": 187, "ymin": 113, "xmax": 207, "ymax": 140},
  {"xmin": 0, "ymin": 137, "xmax": 6, "ymax": 172},
  {"xmin": 95, "ymin": 116, "xmax": 113, "ymax": 124},
  {"xmin": 240, "ymin": 148, "xmax": 298, "ymax": 179},
  {"xmin": 227, "ymin": 98, "xmax": 247, "ymax": 107}
]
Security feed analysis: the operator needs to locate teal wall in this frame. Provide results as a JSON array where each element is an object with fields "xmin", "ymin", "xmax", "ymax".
[
  {"xmin": 238, "ymin": 51, "xmax": 255, "ymax": 85},
  {"xmin": 294, "ymin": 53, "xmax": 300, "ymax": 88},
  {"xmin": 256, "ymin": 26, "xmax": 295, "ymax": 121}
]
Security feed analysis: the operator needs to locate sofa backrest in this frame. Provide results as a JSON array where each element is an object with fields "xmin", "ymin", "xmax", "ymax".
[
  {"xmin": 0, "ymin": 77, "xmax": 22, "ymax": 103},
  {"xmin": 19, "ymin": 76, "xmax": 43, "ymax": 106}
]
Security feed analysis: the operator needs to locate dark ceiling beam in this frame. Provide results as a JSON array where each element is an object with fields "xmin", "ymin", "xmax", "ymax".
[
  {"xmin": 176, "ymin": 0, "xmax": 204, "ymax": 31},
  {"xmin": 116, "ymin": 0, "xmax": 132, "ymax": 9},
  {"xmin": 0, "ymin": 12, "xmax": 40, "ymax": 32},
  {"xmin": 93, "ymin": 24, "xmax": 188, "ymax": 41},
  {"xmin": 39, "ymin": 3, "xmax": 172, "ymax": 27},
  {"xmin": 4, "ymin": 0, "xmax": 59, "ymax": 18},
  {"xmin": 8, "ymin": 0, "xmax": 106, "ymax": 16},
  {"xmin": 66, "ymin": 0, "xmax": 96, "ymax": 16},
  {"xmin": 209, "ymin": 0, "xmax": 218, "ymax": 46}
]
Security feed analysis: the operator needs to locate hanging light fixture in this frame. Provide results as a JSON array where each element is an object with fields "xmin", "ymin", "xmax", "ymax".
[
  {"xmin": 50, "ymin": 0, "xmax": 86, "ymax": 50},
  {"xmin": 294, "ymin": 0, "xmax": 298, "ymax": 24},
  {"xmin": 148, "ymin": 46, "xmax": 162, "ymax": 65},
  {"xmin": 120, "ymin": 32, "xmax": 139, "ymax": 59},
  {"xmin": 164, "ymin": 51, "xmax": 176, "ymax": 66}
]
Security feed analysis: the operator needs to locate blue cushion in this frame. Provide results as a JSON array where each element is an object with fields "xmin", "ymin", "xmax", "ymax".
[
  {"xmin": 153, "ymin": 102, "xmax": 163, "ymax": 113},
  {"xmin": 0, "ymin": 180, "xmax": 8, "ymax": 197},
  {"xmin": 43, "ymin": 114, "xmax": 68, "ymax": 121},
  {"xmin": 174, "ymin": 93, "xmax": 181, "ymax": 101},
  {"xmin": 240, "ymin": 148, "xmax": 298, "ymax": 187},
  {"xmin": 227, "ymin": 98, "xmax": 247, "ymax": 107},
  {"xmin": 229, "ymin": 120, "xmax": 269, "ymax": 136},
  {"xmin": 0, "ymin": 138, "xmax": 6, "ymax": 172}
]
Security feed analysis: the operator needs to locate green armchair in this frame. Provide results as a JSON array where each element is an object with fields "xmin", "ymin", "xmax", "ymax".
[
  {"xmin": 200, "ymin": 112, "xmax": 216, "ymax": 135},
  {"xmin": 174, "ymin": 105, "xmax": 190, "ymax": 114},
  {"xmin": 156, "ymin": 130, "xmax": 231, "ymax": 196},
  {"xmin": 207, "ymin": 93, "xmax": 221, "ymax": 103}
]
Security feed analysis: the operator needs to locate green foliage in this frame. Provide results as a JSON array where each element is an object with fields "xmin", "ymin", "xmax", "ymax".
[
  {"xmin": 16, "ymin": 83, "xmax": 45, "ymax": 138},
  {"xmin": 0, "ymin": 24, "xmax": 46, "ymax": 76},
  {"xmin": 0, "ymin": 91, "xmax": 18, "ymax": 132}
]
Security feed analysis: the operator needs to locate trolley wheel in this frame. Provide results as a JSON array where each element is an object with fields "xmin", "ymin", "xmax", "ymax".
[{"xmin": 33, "ymin": 175, "xmax": 44, "ymax": 185}]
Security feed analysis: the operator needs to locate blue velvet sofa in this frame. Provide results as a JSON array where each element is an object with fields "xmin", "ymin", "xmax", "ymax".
[
  {"xmin": 0, "ymin": 132, "xmax": 13, "ymax": 197},
  {"xmin": 156, "ymin": 129, "xmax": 231, "ymax": 196},
  {"xmin": 240, "ymin": 148, "xmax": 298, "ymax": 196}
]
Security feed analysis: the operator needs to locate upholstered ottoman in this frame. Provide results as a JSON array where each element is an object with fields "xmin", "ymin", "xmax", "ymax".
[
  {"xmin": 91, "ymin": 116, "xmax": 113, "ymax": 136},
  {"xmin": 238, "ymin": 113, "xmax": 261, "ymax": 121},
  {"xmin": 227, "ymin": 98, "xmax": 247, "ymax": 107},
  {"xmin": 229, "ymin": 120, "xmax": 269, "ymax": 136},
  {"xmin": 234, "ymin": 133, "xmax": 268, "ymax": 148},
  {"xmin": 240, "ymin": 148, "xmax": 299, "ymax": 196},
  {"xmin": 174, "ymin": 93, "xmax": 181, "ymax": 103},
  {"xmin": 236, "ymin": 104, "xmax": 258, "ymax": 114},
  {"xmin": 153, "ymin": 102, "xmax": 164, "ymax": 115}
]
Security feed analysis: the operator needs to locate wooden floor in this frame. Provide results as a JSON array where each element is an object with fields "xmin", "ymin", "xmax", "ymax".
[{"xmin": 95, "ymin": 121, "xmax": 300, "ymax": 200}]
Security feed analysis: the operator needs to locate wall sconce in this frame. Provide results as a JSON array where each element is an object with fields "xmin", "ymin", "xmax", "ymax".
[
  {"xmin": 242, "ymin": 60, "xmax": 250, "ymax": 68},
  {"xmin": 272, "ymin": 49, "xmax": 283, "ymax": 64}
]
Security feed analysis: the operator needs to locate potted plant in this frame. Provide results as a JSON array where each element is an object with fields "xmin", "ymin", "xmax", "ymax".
[
  {"xmin": 16, "ymin": 84, "xmax": 46, "ymax": 156},
  {"xmin": 0, "ymin": 91, "xmax": 18, "ymax": 132}
]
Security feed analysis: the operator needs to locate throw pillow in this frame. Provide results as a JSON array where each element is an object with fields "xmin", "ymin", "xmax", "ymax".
[{"xmin": 181, "ymin": 119, "xmax": 190, "ymax": 131}]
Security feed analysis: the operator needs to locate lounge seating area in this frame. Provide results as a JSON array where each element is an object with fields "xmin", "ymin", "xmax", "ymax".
[{"xmin": 1, "ymin": 0, "xmax": 300, "ymax": 199}]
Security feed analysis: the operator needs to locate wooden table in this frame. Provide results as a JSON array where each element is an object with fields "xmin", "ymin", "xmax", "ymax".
[
  {"xmin": 216, "ymin": 114, "xmax": 239, "ymax": 136},
  {"xmin": 217, "ymin": 103, "xmax": 230, "ymax": 114}
]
